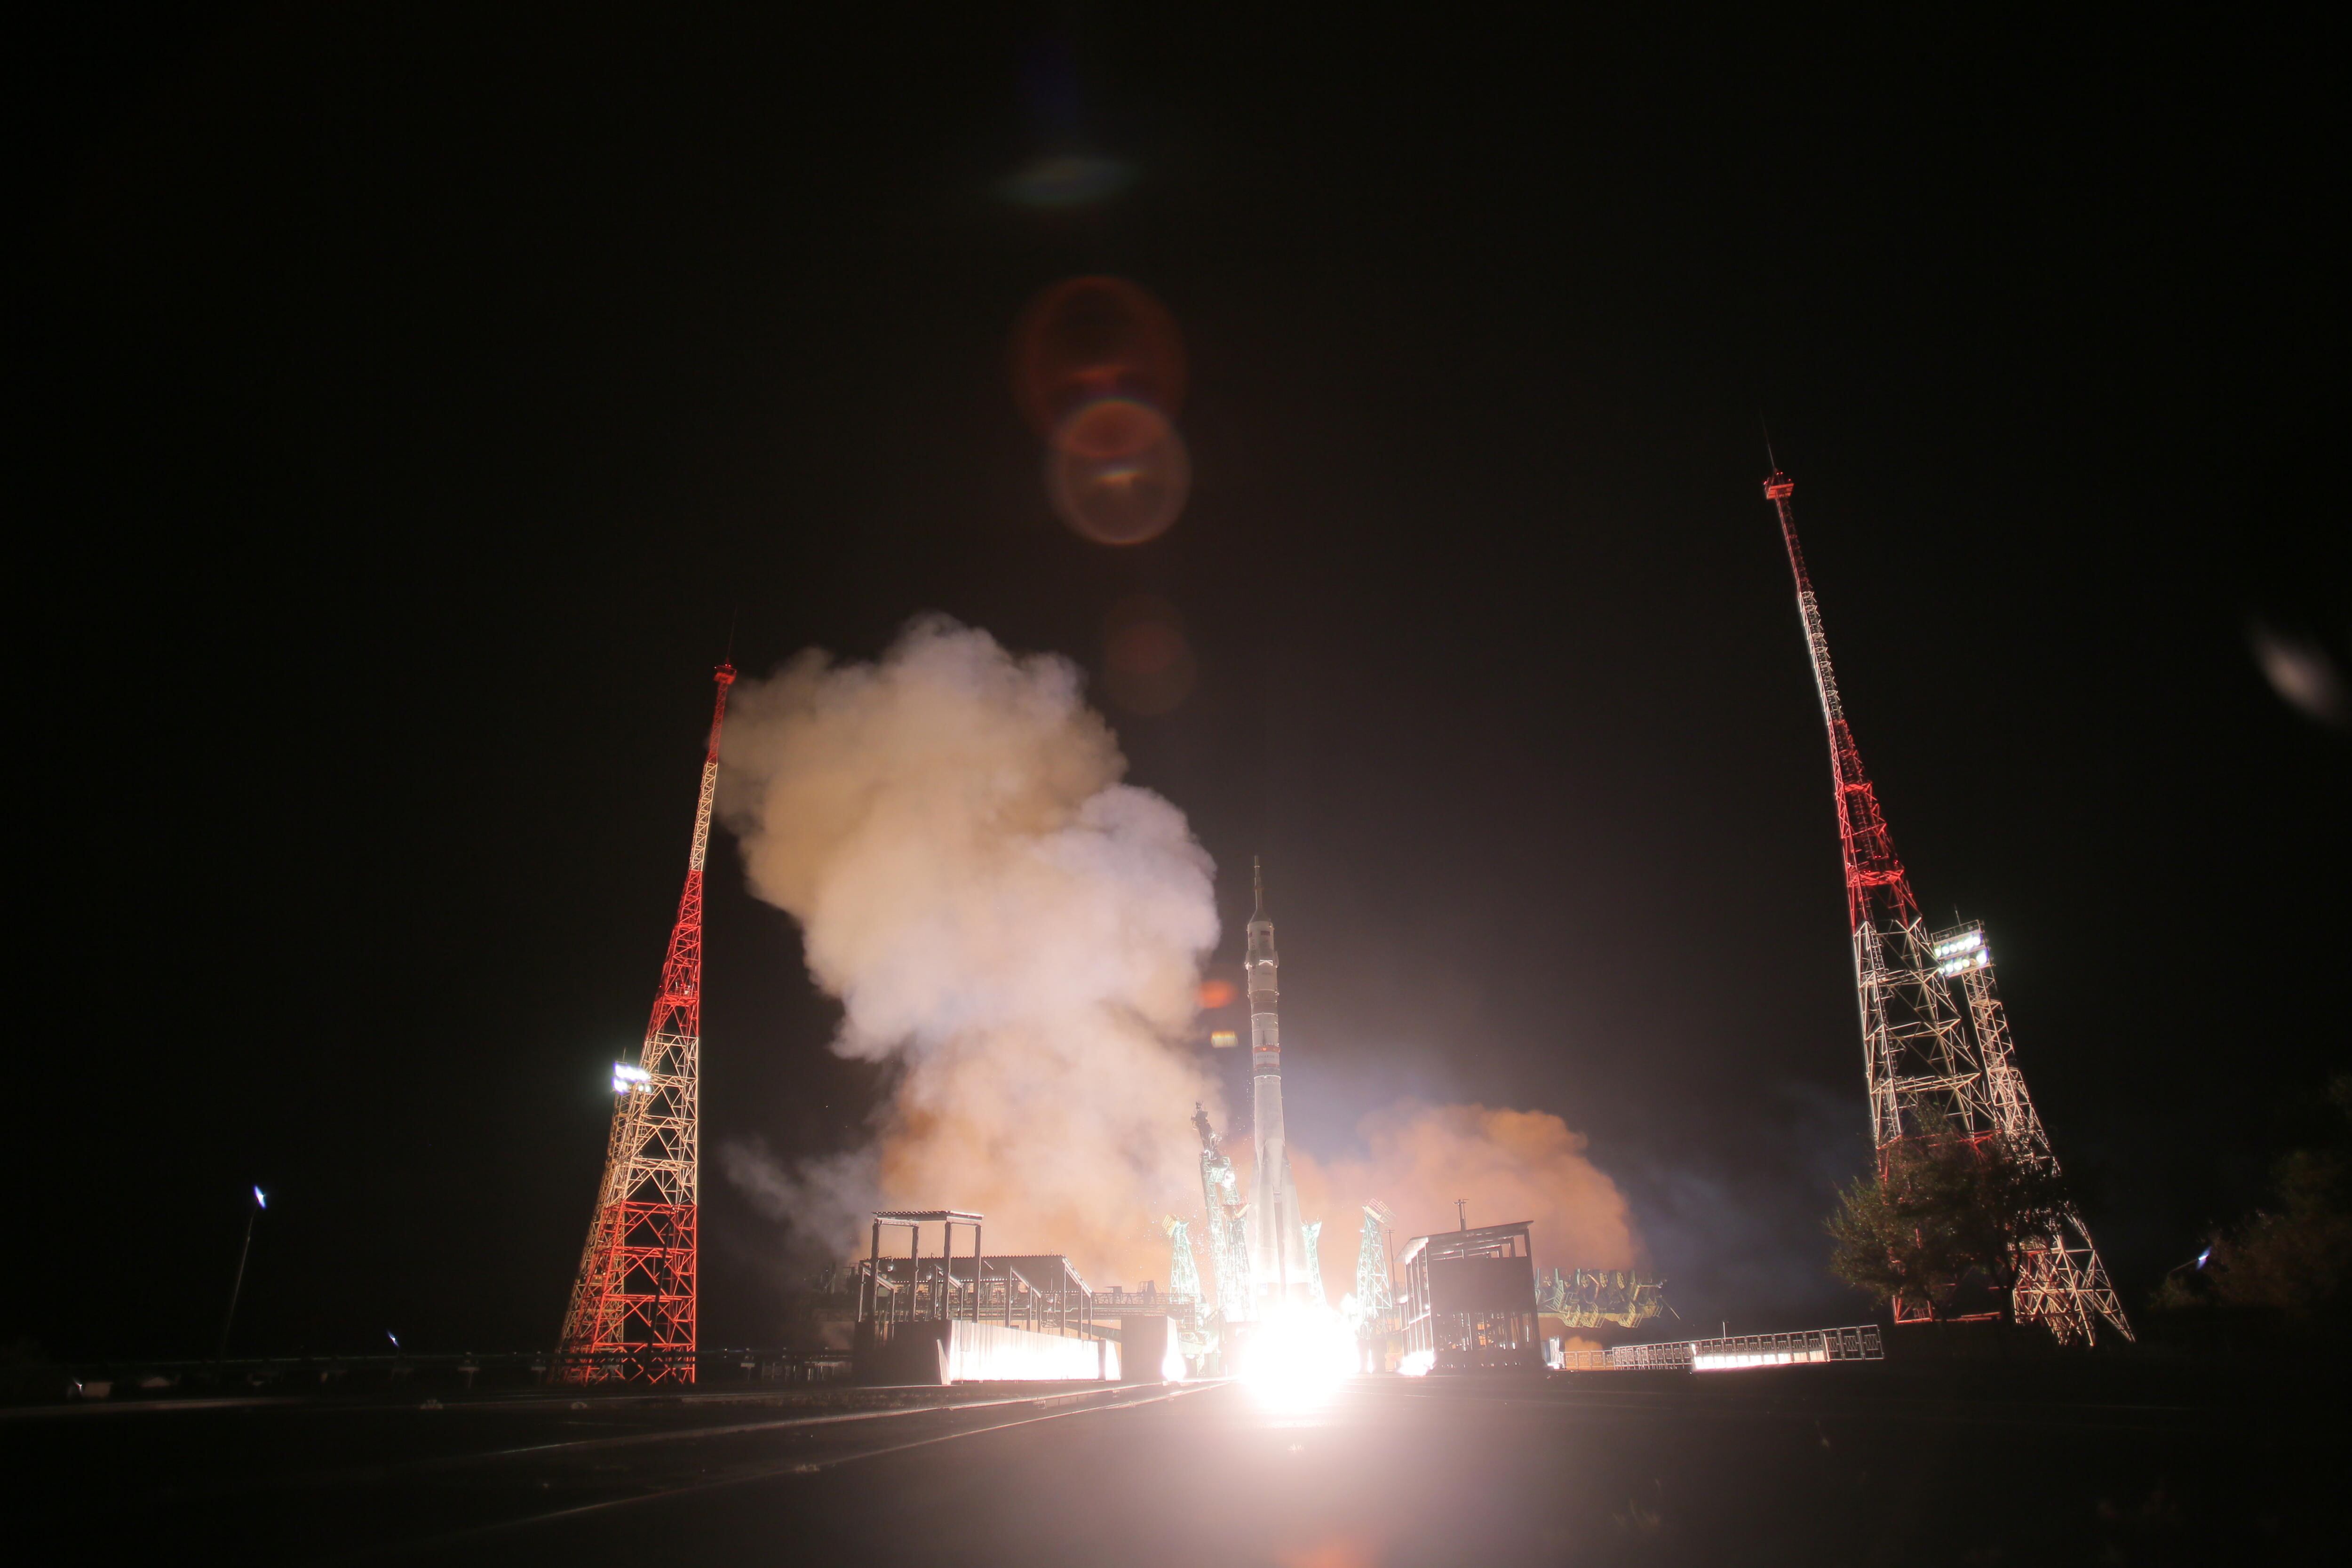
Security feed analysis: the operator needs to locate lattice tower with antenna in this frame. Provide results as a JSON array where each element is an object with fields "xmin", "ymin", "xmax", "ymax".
[
  {"xmin": 558, "ymin": 662, "xmax": 736, "ymax": 1381},
  {"xmin": 1765, "ymin": 469, "xmax": 2130, "ymax": 1344}
]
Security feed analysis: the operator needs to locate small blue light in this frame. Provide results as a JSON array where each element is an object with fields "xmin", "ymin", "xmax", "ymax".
[
  {"xmin": 254, "ymin": 1186, "xmax": 267, "ymax": 1210},
  {"xmin": 2195, "ymin": 1247, "xmax": 2212, "ymax": 1270}
]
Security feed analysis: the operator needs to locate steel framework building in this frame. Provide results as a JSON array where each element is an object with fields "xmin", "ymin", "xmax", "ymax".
[
  {"xmin": 1398, "ymin": 1220, "xmax": 1543, "ymax": 1372},
  {"xmin": 557, "ymin": 663, "xmax": 735, "ymax": 1382},
  {"xmin": 1765, "ymin": 468, "xmax": 2130, "ymax": 1344}
]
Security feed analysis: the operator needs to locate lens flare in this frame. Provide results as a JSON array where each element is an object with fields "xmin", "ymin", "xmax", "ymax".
[
  {"xmin": 1239, "ymin": 1303, "xmax": 1358, "ymax": 1412},
  {"xmin": 1001, "ymin": 153, "xmax": 1135, "ymax": 208},
  {"xmin": 1103, "ymin": 594, "xmax": 1197, "ymax": 711},
  {"xmin": 1047, "ymin": 398, "xmax": 1190, "ymax": 544},
  {"xmin": 1010, "ymin": 277, "xmax": 1186, "ymax": 437}
]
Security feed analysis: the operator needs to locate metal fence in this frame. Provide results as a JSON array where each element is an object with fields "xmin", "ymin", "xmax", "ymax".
[{"xmin": 1556, "ymin": 1324, "xmax": 1883, "ymax": 1373}]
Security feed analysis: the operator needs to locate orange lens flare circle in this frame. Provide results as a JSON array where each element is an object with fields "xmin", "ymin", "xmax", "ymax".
[
  {"xmin": 1010, "ymin": 277, "xmax": 1187, "ymax": 438},
  {"xmin": 1046, "ymin": 398, "xmax": 1190, "ymax": 545}
]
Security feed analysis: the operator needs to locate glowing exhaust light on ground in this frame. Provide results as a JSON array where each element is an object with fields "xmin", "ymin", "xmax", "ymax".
[
  {"xmin": 1240, "ymin": 1304, "xmax": 1358, "ymax": 1412},
  {"xmin": 612, "ymin": 1063, "xmax": 651, "ymax": 1094},
  {"xmin": 1396, "ymin": 1348, "xmax": 1435, "ymax": 1377}
]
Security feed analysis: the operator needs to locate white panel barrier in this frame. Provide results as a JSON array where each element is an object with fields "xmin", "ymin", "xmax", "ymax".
[
  {"xmin": 944, "ymin": 1321, "xmax": 1120, "ymax": 1383},
  {"xmin": 1553, "ymin": 1325, "xmax": 1883, "ymax": 1374}
]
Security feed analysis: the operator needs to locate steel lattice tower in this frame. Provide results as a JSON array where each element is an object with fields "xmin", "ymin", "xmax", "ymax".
[
  {"xmin": 1765, "ymin": 469, "xmax": 2130, "ymax": 1344},
  {"xmin": 558, "ymin": 662, "xmax": 736, "ymax": 1381}
]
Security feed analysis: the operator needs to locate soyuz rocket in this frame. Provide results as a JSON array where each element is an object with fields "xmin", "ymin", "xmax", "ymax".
[{"xmin": 1244, "ymin": 859, "xmax": 1318, "ymax": 1311}]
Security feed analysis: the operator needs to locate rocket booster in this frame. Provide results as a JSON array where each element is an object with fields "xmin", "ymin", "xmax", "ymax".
[{"xmin": 1245, "ymin": 859, "xmax": 1316, "ymax": 1310}]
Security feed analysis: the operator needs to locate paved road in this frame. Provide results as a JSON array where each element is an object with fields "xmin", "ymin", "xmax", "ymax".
[{"xmin": 18, "ymin": 1367, "xmax": 2346, "ymax": 1564}]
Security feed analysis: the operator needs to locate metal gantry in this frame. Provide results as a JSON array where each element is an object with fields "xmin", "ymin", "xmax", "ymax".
[
  {"xmin": 1351, "ymin": 1202, "xmax": 1397, "ymax": 1327},
  {"xmin": 1765, "ymin": 469, "xmax": 2130, "ymax": 1345},
  {"xmin": 1165, "ymin": 1215, "xmax": 1205, "ymax": 1307},
  {"xmin": 558, "ymin": 662, "xmax": 736, "ymax": 1381},
  {"xmin": 1191, "ymin": 1103, "xmax": 1253, "ymax": 1323},
  {"xmin": 1536, "ymin": 1267, "xmax": 1671, "ymax": 1331}
]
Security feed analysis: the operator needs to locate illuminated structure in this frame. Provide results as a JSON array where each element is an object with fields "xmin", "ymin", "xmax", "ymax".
[
  {"xmin": 1346, "ymin": 1202, "xmax": 1399, "ymax": 1368},
  {"xmin": 1191, "ymin": 1104, "xmax": 1252, "ymax": 1321},
  {"xmin": 1765, "ymin": 467, "xmax": 2130, "ymax": 1344},
  {"xmin": 1398, "ymin": 1220, "xmax": 1542, "ymax": 1372},
  {"xmin": 1536, "ymin": 1267, "xmax": 1669, "ymax": 1331},
  {"xmin": 1243, "ymin": 861, "xmax": 1319, "ymax": 1310},
  {"xmin": 558, "ymin": 663, "xmax": 735, "ymax": 1381},
  {"xmin": 1351, "ymin": 1202, "xmax": 1397, "ymax": 1328},
  {"xmin": 1166, "ymin": 1216, "xmax": 1205, "ymax": 1308}
]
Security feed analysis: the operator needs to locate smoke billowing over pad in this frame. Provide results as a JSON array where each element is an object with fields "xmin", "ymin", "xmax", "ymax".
[{"xmin": 716, "ymin": 617, "xmax": 1223, "ymax": 1282}]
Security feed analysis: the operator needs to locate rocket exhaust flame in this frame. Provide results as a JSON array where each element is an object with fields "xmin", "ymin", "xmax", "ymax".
[{"xmin": 1239, "ymin": 1301, "xmax": 1357, "ymax": 1411}]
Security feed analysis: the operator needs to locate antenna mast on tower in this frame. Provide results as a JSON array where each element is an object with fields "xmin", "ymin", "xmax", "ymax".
[
  {"xmin": 559, "ymin": 662, "xmax": 737, "ymax": 1381},
  {"xmin": 1764, "ymin": 467, "xmax": 2130, "ymax": 1344}
]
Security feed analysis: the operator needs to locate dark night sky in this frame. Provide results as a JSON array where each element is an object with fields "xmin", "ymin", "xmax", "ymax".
[{"xmin": 23, "ymin": 9, "xmax": 2345, "ymax": 1358}]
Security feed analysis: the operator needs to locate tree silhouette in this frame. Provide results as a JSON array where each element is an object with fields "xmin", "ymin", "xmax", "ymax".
[{"xmin": 1828, "ymin": 1113, "xmax": 2070, "ymax": 1323}]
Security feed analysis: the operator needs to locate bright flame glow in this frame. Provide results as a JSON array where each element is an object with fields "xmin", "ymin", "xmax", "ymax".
[
  {"xmin": 252, "ymin": 1186, "xmax": 267, "ymax": 1210},
  {"xmin": 1396, "ymin": 1348, "xmax": 1435, "ymax": 1377},
  {"xmin": 1239, "ymin": 1304, "xmax": 1358, "ymax": 1412}
]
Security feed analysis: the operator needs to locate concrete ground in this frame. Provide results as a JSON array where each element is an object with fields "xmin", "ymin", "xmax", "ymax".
[{"xmin": 14, "ymin": 1362, "xmax": 2345, "ymax": 1564}]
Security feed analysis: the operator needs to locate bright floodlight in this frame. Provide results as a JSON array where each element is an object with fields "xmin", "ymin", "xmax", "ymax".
[
  {"xmin": 612, "ymin": 1063, "xmax": 651, "ymax": 1093},
  {"xmin": 1932, "ymin": 928, "xmax": 1989, "ymax": 976},
  {"xmin": 253, "ymin": 1186, "xmax": 267, "ymax": 1210}
]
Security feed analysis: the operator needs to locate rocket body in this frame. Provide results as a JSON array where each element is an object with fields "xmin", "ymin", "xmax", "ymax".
[{"xmin": 1244, "ymin": 863, "xmax": 1318, "ymax": 1312}]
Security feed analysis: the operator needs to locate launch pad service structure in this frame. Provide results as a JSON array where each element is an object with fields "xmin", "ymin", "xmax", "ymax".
[{"xmin": 1765, "ymin": 466, "xmax": 2130, "ymax": 1345}]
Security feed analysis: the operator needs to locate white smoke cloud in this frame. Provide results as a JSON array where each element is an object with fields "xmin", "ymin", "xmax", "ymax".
[{"xmin": 715, "ymin": 616, "xmax": 1222, "ymax": 1282}]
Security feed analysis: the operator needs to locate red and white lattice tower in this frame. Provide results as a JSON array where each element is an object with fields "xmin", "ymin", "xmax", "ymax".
[
  {"xmin": 1765, "ymin": 468, "xmax": 2130, "ymax": 1345},
  {"xmin": 558, "ymin": 662, "xmax": 736, "ymax": 1381}
]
